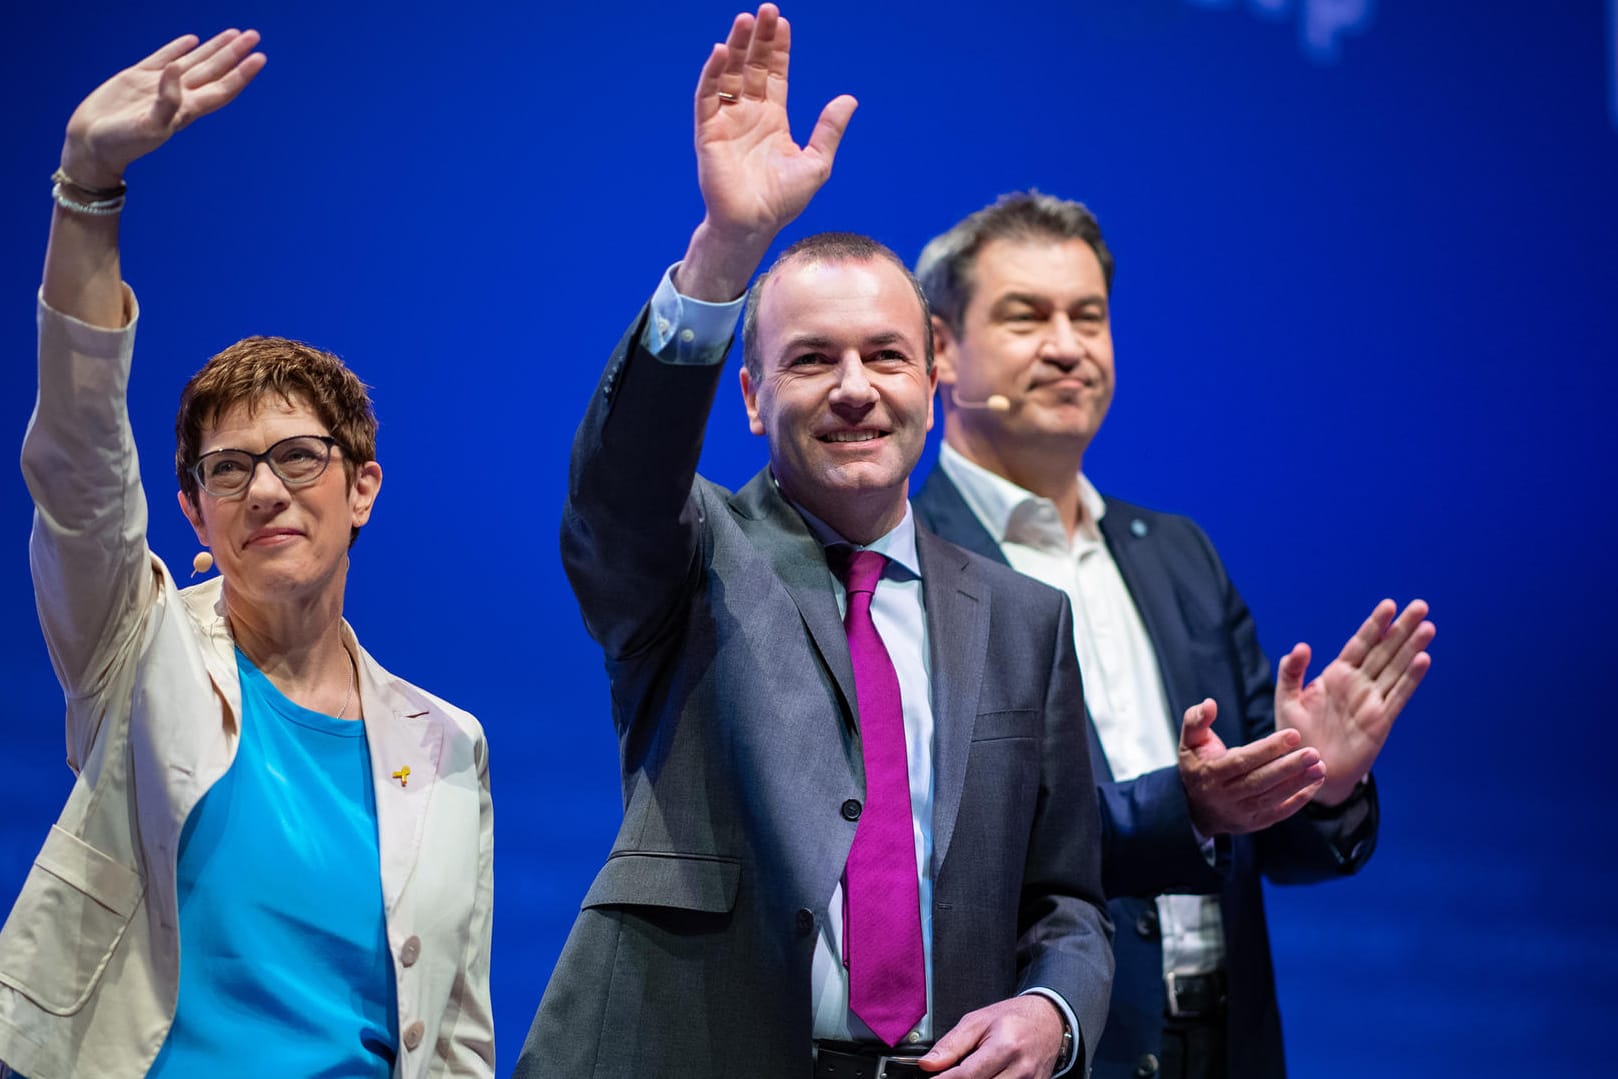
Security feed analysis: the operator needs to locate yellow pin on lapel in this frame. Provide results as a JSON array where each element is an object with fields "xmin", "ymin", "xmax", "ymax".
[{"xmin": 391, "ymin": 766, "xmax": 411, "ymax": 788}]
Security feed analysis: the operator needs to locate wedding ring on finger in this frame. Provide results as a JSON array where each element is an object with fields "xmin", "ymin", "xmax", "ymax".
[{"xmin": 716, "ymin": 91, "xmax": 740, "ymax": 103}]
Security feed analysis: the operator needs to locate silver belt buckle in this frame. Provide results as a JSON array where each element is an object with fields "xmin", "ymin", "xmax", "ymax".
[
  {"xmin": 1165, "ymin": 970, "xmax": 1193, "ymax": 1018},
  {"xmin": 809, "ymin": 1042, "xmax": 925, "ymax": 1078},
  {"xmin": 877, "ymin": 1054, "xmax": 925, "ymax": 1078}
]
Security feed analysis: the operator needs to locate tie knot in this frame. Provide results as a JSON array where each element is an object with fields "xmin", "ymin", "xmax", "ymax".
[{"xmin": 832, "ymin": 547, "xmax": 888, "ymax": 596}]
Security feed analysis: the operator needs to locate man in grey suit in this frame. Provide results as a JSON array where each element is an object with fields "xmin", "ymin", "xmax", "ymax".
[{"xmin": 515, "ymin": 7, "xmax": 1114, "ymax": 1078}]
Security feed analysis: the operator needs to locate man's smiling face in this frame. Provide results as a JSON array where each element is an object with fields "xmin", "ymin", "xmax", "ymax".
[{"xmin": 741, "ymin": 255, "xmax": 936, "ymax": 541}]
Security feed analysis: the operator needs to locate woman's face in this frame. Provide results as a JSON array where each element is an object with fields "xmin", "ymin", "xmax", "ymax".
[{"xmin": 178, "ymin": 394, "xmax": 381, "ymax": 612}]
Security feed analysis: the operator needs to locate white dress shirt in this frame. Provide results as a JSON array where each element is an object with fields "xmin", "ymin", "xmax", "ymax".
[{"xmin": 939, "ymin": 445, "xmax": 1226, "ymax": 981}]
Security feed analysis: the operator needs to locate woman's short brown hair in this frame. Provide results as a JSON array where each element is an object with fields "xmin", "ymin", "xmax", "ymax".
[{"xmin": 174, "ymin": 336, "xmax": 377, "ymax": 533}]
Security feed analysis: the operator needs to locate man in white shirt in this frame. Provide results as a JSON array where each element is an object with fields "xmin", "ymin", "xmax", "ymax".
[{"xmin": 911, "ymin": 192, "xmax": 1435, "ymax": 1079}]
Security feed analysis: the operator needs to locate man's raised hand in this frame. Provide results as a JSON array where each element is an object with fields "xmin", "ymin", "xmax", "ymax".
[{"xmin": 679, "ymin": 5, "xmax": 857, "ymax": 301}]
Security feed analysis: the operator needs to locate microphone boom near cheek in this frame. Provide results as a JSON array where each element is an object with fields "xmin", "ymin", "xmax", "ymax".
[{"xmin": 948, "ymin": 387, "xmax": 1012, "ymax": 413}]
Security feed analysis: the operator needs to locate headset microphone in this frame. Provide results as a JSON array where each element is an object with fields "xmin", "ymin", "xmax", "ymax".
[
  {"xmin": 948, "ymin": 387, "xmax": 1012, "ymax": 413},
  {"xmin": 191, "ymin": 551, "xmax": 214, "ymax": 577}
]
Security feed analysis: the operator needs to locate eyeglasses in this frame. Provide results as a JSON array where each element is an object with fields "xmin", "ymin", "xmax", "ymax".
[{"xmin": 191, "ymin": 435, "xmax": 342, "ymax": 498}]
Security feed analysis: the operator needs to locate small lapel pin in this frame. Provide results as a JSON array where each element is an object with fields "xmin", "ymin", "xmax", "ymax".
[
  {"xmin": 391, "ymin": 766, "xmax": 411, "ymax": 788},
  {"xmin": 1130, "ymin": 519, "xmax": 1149, "ymax": 538}
]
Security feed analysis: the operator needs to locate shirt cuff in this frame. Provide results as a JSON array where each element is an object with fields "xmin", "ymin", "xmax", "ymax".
[
  {"xmin": 1191, "ymin": 820, "xmax": 1214, "ymax": 855},
  {"xmin": 1303, "ymin": 775, "xmax": 1376, "ymax": 865},
  {"xmin": 640, "ymin": 263, "xmax": 744, "ymax": 366},
  {"xmin": 1020, "ymin": 987, "xmax": 1079, "ymax": 1077}
]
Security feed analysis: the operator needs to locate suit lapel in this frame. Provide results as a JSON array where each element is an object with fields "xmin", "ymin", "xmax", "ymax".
[
  {"xmin": 353, "ymin": 636, "xmax": 445, "ymax": 915},
  {"xmin": 1099, "ymin": 508, "xmax": 1198, "ymax": 721},
  {"xmin": 920, "ymin": 469, "xmax": 1124, "ymax": 779},
  {"xmin": 179, "ymin": 581, "xmax": 443, "ymax": 914},
  {"xmin": 916, "ymin": 527, "xmax": 986, "ymax": 875},
  {"xmin": 181, "ymin": 576, "xmax": 244, "ymax": 737},
  {"xmin": 727, "ymin": 473, "xmax": 999, "ymax": 873},
  {"xmin": 914, "ymin": 469, "xmax": 1008, "ymax": 565},
  {"xmin": 730, "ymin": 470, "xmax": 859, "ymax": 725}
]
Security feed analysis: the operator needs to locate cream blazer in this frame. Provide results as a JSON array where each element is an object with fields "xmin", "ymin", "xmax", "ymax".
[{"xmin": 0, "ymin": 294, "xmax": 494, "ymax": 1079}]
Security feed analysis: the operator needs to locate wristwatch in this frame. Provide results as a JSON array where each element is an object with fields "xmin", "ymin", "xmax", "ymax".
[{"xmin": 1053, "ymin": 1016, "xmax": 1075, "ymax": 1074}]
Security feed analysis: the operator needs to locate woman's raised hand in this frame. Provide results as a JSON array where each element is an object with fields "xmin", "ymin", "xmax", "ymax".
[{"xmin": 60, "ymin": 30, "xmax": 266, "ymax": 189}]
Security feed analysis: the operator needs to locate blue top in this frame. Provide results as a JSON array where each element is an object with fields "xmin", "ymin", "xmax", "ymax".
[{"xmin": 147, "ymin": 649, "xmax": 398, "ymax": 1078}]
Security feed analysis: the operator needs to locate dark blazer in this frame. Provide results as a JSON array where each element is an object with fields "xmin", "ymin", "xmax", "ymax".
[
  {"xmin": 514, "ymin": 311, "xmax": 1114, "ymax": 1078},
  {"xmin": 913, "ymin": 467, "xmax": 1379, "ymax": 1079}
]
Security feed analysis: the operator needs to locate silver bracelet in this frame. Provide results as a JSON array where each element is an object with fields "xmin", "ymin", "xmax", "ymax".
[
  {"xmin": 51, "ymin": 181, "xmax": 125, "ymax": 217},
  {"xmin": 50, "ymin": 167, "xmax": 126, "ymax": 217}
]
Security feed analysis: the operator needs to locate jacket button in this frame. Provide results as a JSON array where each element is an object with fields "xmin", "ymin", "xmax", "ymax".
[
  {"xmin": 1136, "ymin": 1053, "xmax": 1159, "ymax": 1076},
  {"xmin": 402, "ymin": 1020, "xmax": 425, "ymax": 1051},
  {"xmin": 400, "ymin": 935, "xmax": 421, "ymax": 967},
  {"xmin": 1135, "ymin": 909, "xmax": 1160, "ymax": 939},
  {"xmin": 841, "ymin": 799, "xmax": 862, "ymax": 821},
  {"xmin": 796, "ymin": 908, "xmax": 815, "ymax": 935}
]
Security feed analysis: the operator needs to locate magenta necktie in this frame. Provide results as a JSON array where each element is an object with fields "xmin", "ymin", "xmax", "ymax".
[{"xmin": 833, "ymin": 547, "xmax": 926, "ymax": 1047}]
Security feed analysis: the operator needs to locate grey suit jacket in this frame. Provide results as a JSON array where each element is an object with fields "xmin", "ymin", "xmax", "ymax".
[{"xmin": 515, "ymin": 309, "xmax": 1113, "ymax": 1078}]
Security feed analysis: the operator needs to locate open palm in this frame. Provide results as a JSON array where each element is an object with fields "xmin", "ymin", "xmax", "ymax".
[
  {"xmin": 62, "ymin": 30, "xmax": 265, "ymax": 189},
  {"xmin": 1275, "ymin": 598, "xmax": 1435, "ymax": 805},
  {"xmin": 693, "ymin": 6, "xmax": 856, "ymax": 243}
]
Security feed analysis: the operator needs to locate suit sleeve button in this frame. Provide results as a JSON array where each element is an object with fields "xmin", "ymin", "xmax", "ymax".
[
  {"xmin": 1135, "ymin": 1053, "xmax": 1159, "ymax": 1076},
  {"xmin": 402, "ymin": 1020, "xmax": 425, "ymax": 1050},
  {"xmin": 400, "ymin": 934, "xmax": 421, "ymax": 967},
  {"xmin": 841, "ymin": 799, "xmax": 862, "ymax": 821},
  {"xmin": 796, "ymin": 908, "xmax": 815, "ymax": 935}
]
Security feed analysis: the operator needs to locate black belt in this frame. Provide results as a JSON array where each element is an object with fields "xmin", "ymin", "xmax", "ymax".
[
  {"xmin": 813, "ymin": 1040, "xmax": 933, "ymax": 1079},
  {"xmin": 1165, "ymin": 971, "xmax": 1228, "ymax": 1020}
]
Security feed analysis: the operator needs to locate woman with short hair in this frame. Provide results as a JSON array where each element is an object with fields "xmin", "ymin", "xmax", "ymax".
[{"xmin": 0, "ymin": 31, "xmax": 494, "ymax": 1079}]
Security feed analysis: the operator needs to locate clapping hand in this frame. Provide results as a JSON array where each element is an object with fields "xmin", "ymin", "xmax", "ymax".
[
  {"xmin": 1275, "ymin": 599, "xmax": 1435, "ymax": 806},
  {"xmin": 1179, "ymin": 698, "xmax": 1327, "ymax": 836}
]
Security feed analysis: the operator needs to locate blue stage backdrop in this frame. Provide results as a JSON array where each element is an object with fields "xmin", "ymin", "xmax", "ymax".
[{"xmin": 2, "ymin": 2, "xmax": 1614, "ymax": 1075}]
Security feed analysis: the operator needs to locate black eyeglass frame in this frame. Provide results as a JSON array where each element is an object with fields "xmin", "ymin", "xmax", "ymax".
[{"xmin": 189, "ymin": 434, "xmax": 343, "ymax": 498}]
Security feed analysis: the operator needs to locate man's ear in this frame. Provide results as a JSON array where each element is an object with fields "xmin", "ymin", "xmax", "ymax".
[
  {"xmin": 739, "ymin": 366, "xmax": 765, "ymax": 437},
  {"xmin": 176, "ymin": 490, "xmax": 208, "ymax": 545},
  {"xmin": 349, "ymin": 461, "xmax": 384, "ymax": 528},
  {"xmin": 932, "ymin": 315, "xmax": 959, "ymax": 388}
]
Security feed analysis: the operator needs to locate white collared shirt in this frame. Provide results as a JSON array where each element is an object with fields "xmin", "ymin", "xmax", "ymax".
[{"xmin": 939, "ymin": 445, "xmax": 1226, "ymax": 980}]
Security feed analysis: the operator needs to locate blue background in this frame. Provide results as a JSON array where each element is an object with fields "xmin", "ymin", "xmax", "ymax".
[{"xmin": 3, "ymin": 2, "xmax": 1615, "ymax": 1074}]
